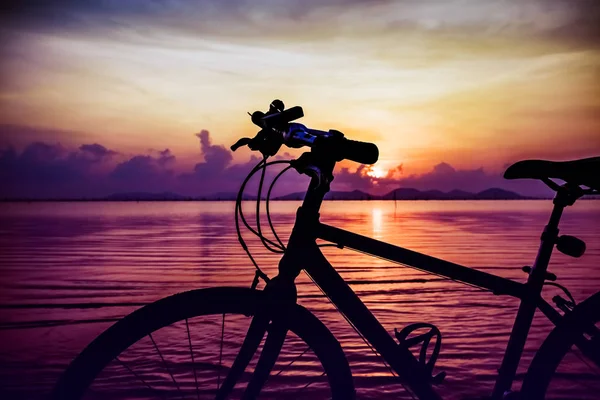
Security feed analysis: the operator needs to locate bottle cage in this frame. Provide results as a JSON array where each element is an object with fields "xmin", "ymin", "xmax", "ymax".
[{"xmin": 395, "ymin": 322, "xmax": 446, "ymax": 384}]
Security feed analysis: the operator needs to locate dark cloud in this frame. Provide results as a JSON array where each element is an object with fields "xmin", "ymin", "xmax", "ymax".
[
  {"xmin": 79, "ymin": 143, "xmax": 117, "ymax": 160},
  {"xmin": 330, "ymin": 161, "xmax": 551, "ymax": 197},
  {"xmin": 543, "ymin": 0, "xmax": 600, "ymax": 47},
  {"xmin": 399, "ymin": 162, "xmax": 493, "ymax": 193},
  {"xmin": 0, "ymin": 141, "xmax": 116, "ymax": 198},
  {"xmin": 0, "ymin": 129, "xmax": 553, "ymax": 199},
  {"xmin": 181, "ymin": 130, "xmax": 307, "ymax": 196},
  {"xmin": 1, "ymin": 0, "xmax": 598, "ymax": 49},
  {"xmin": 0, "ymin": 130, "xmax": 306, "ymax": 198},
  {"xmin": 397, "ymin": 162, "xmax": 551, "ymax": 196},
  {"xmin": 111, "ymin": 152, "xmax": 171, "ymax": 180},
  {"xmin": 0, "ymin": 125, "xmax": 100, "ymax": 149},
  {"xmin": 334, "ymin": 164, "xmax": 374, "ymax": 192},
  {"xmin": 193, "ymin": 130, "xmax": 233, "ymax": 174}
]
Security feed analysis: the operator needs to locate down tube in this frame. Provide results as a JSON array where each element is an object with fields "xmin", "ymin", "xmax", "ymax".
[{"xmin": 302, "ymin": 243, "xmax": 442, "ymax": 400}]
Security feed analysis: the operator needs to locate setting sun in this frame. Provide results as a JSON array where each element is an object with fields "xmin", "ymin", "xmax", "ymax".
[{"xmin": 367, "ymin": 167, "xmax": 387, "ymax": 179}]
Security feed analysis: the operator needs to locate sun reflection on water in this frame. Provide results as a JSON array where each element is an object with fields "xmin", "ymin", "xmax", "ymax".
[{"xmin": 372, "ymin": 207, "xmax": 383, "ymax": 238}]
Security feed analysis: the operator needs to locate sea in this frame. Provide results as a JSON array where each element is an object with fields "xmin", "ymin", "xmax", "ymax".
[{"xmin": 1, "ymin": 200, "xmax": 599, "ymax": 399}]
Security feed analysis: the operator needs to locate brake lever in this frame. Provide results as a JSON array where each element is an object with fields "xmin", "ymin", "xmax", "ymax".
[{"xmin": 230, "ymin": 137, "xmax": 253, "ymax": 152}]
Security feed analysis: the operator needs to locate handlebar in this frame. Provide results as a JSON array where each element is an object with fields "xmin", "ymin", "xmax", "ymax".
[{"xmin": 231, "ymin": 100, "xmax": 379, "ymax": 165}]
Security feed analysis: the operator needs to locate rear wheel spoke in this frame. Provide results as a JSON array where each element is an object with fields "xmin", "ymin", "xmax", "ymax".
[{"xmin": 567, "ymin": 347, "xmax": 600, "ymax": 391}]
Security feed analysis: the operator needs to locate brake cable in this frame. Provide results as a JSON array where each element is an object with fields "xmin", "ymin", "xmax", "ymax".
[
  {"xmin": 266, "ymin": 164, "xmax": 294, "ymax": 250},
  {"xmin": 543, "ymin": 281, "xmax": 577, "ymax": 306},
  {"xmin": 235, "ymin": 159, "xmax": 271, "ymax": 282},
  {"xmin": 236, "ymin": 156, "xmax": 339, "ymax": 285},
  {"xmin": 235, "ymin": 158, "xmax": 295, "ymax": 284},
  {"xmin": 236, "ymin": 159, "xmax": 291, "ymax": 252},
  {"xmin": 264, "ymin": 161, "xmax": 344, "ymax": 250},
  {"xmin": 255, "ymin": 156, "xmax": 282, "ymax": 253}
]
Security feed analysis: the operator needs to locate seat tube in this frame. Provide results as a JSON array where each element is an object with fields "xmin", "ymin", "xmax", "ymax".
[{"xmin": 492, "ymin": 198, "xmax": 565, "ymax": 399}]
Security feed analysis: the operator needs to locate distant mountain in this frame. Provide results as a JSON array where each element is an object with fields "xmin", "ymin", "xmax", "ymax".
[
  {"xmin": 382, "ymin": 187, "xmax": 525, "ymax": 200},
  {"xmin": 101, "ymin": 187, "xmax": 528, "ymax": 202},
  {"xmin": 382, "ymin": 188, "xmax": 423, "ymax": 200},
  {"xmin": 105, "ymin": 192, "xmax": 190, "ymax": 201},
  {"xmin": 275, "ymin": 190, "xmax": 376, "ymax": 201},
  {"xmin": 105, "ymin": 191, "xmax": 260, "ymax": 201},
  {"xmin": 200, "ymin": 192, "xmax": 257, "ymax": 201},
  {"xmin": 447, "ymin": 189, "xmax": 475, "ymax": 199},
  {"xmin": 475, "ymin": 188, "xmax": 524, "ymax": 200},
  {"xmin": 326, "ymin": 190, "xmax": 377, "ymax": 200}
]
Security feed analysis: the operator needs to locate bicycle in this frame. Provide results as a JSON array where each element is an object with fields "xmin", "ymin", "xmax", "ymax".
[{"xmin": 52, "ymin": 100, "xmax": 600, "ymax": 400}]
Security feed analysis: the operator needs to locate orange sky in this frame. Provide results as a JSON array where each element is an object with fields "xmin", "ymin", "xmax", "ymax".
[{"xmin": 1, "ymin": 0, "xmax": 599, "ymax": 179}]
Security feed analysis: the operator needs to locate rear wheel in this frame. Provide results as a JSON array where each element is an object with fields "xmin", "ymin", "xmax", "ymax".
[
  {"xmin": 521, "ymin": 291, "xmax": 600, "ymax": 399},
  {"xmin": 51, "ymin": 287, "xmax": 355, "ymax": 399}
]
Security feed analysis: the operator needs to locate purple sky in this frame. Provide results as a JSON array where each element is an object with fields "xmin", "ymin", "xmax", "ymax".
[{"xmin": 1, "ymin": 0, "xmax": 598, "ymax": 199}]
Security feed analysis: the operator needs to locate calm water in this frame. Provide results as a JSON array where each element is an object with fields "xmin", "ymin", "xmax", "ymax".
[{"xmin": 0, "ymin": 200, "xmax": 599, "ymax": 399}]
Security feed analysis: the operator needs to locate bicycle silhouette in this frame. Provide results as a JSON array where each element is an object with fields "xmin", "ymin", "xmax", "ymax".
[{"xmin": 53, "ymin": 101, "xmax": 600, "ymax": 399}]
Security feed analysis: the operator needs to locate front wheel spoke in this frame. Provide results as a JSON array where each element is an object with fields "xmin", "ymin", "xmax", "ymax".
[
  {"xmin": 186, "ymin": 318, "xmax": 200, "ymax": 400},
  {"xmin": 299, "ymin": 371, "xmax": 326, "ymax": 392},
  {"xmin": 273, "ymin": 346, "xmax": 310, "ymax": 377},
  {"xmin": 148, "ymin": 333, "xmax": 183, "ymax": 398},
  {"xmin": 116, "ymin": 356, "xmax": 166, "ymax": 400},
  {"xmin": 217, "ymin": 313, "xmax": 226, "ymax": 392}
]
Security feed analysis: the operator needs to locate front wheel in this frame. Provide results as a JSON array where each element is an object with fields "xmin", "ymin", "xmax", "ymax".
[
  {"xmin": 51, "ymin": 287, "xmax": 355, "ymax": 399},
  {"xmin": 521, "ymin": 291, "xmax": 600, "ymax": 399}
]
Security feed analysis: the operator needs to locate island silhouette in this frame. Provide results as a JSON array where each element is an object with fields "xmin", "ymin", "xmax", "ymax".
[{"xmin": 2, "ymin": 187, "xmax": 549, "ymax": 202}]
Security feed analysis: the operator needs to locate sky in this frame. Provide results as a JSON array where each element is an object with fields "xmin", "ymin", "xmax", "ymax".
[{"xmin": 0, "ymin": 0, "xmax": 599, "ymax": 198}]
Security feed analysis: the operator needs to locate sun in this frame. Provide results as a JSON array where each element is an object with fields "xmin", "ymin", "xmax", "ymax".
[{"xmin": 366, "ymin": 166, "xmax": 386, "ymax": 179}]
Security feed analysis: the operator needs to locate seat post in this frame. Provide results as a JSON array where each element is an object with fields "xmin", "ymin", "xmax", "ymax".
[{"xmin": 492, "ymin": 192, "xmax": 568, "ymax": 398}]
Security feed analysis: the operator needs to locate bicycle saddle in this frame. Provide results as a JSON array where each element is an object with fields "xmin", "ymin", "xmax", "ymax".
[{"xmin": 504, "ymin": 156, "xmax": 600, "ymax": 191}]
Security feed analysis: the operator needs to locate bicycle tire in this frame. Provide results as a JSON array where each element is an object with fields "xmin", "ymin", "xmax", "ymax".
[
  {"xmin": 521, "ymin": 291, "xmax": 600, "ymax": 399},
  {"xmin": 51, "ymin": 287, "xmax": 355, "ymax": 399}
]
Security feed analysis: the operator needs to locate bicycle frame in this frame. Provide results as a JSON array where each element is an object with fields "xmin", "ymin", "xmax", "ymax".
[
  {"xmin": 223, "ymin": 154, "xmax": 576, "ymax": 400},
  {"xmin": 270, "ymin": 168, "xmax": 570, "ymax": 400}
]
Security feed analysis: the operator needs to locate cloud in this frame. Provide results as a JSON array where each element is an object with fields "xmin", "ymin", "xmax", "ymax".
[
  {"xmin": 110, "ymin": 151, "xmax": 172, "ymax": 181},
  {"xmin": 0, "ymin": 141, "xmax": 117, "ymax": 198},
  {"xmin": 0, "ymin": 129, "xmax": 553, "ymax": 199},
  {"xmin": 0, "ymin": 129, "xmax": 306, "ymax": 198},
  {"xmin": 330, "ymin": 161, "xmax": 551, "ymax": 197},
  {"xmin": 79, "ymin": 143, "xmax": 117, "ymax": 160},
  {"xmin": 2, "ymin": 0, "xmax": 598, "ymax": 49},
  {"xmin": 181, "ymin": 130, "xmax": 307, "ymax": 196},
  {"xmin": 193, "ymin": 130, "xmax": 233, "ymax": 175}
]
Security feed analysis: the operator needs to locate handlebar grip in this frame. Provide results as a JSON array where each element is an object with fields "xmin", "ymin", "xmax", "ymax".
[
  {"xmin": 340, "ymin": 139, "xmax": 379, "ymax": 165},
  {"xmin": 261, "ymin": 106, "xmax": 304, "ymax": 128}
]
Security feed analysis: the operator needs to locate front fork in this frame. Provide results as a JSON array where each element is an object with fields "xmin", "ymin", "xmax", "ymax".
[
  {"xmin": 216, "ymin": 230, "xmax": 306, "ymax": 399},
  {"xmin": 215, "ymin": 276, "xmax": 298, "ymax": 399}
]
